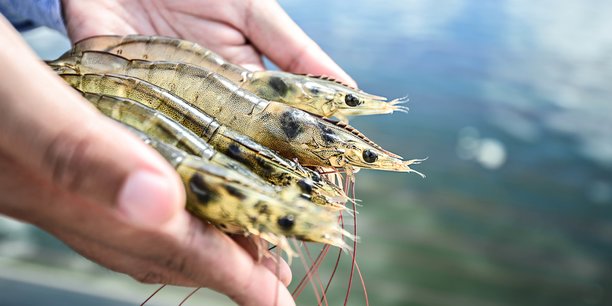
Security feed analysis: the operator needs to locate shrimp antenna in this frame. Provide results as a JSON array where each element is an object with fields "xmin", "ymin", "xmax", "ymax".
[
  {"xmin": 178, "ymin": 288, "xmax": 200, "ymax": 306},
  {"xmin": 140, "ymin": 284, "xmax": 166, "ymax": 306}
]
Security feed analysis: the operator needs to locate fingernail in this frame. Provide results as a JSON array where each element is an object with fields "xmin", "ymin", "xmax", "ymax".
[{"xmin": 118, "ymin": 170, "xmax": 177, "ymax": 227}]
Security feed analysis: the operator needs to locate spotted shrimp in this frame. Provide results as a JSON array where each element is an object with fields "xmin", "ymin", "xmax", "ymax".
[{"xmin": 57, "ymin": 34, "xmax": 407, "ymax": 121}]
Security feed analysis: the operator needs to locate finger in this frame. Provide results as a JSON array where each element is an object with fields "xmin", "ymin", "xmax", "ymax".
[
  {"xmin": 231, "ymin": 235, "xmax": 293, "ymax": 286},
  {"xmin": 69, "ymin": 206, "xmax": 295, "ymax": 306},
  {"xmin": 61, "ymin": 0, "xmax": 140, "ymax": 42},
  {"xmin": 0, "ymin": 19, "xmax": 184, "ymax": 229},
  {"xmin": 53, "ymin": 227, "xmax": 198, "ymax": 286},
  {"xmin": 245, "ymin": 0, "xmax": 354, "ymax": 85},
  {"xmin": 213, "ymin": 44, "xmax": 265, "ymax": 71},
  {"xmin": 1, "ymin": 150, "xmax": 294, "ymax": 306},
  {"xmin": 260, "ymin": 251, "xmax": 293, "ymax": 287},
  {"xmin": 244, "ymin": 0, "xmax": 357, "ymax": 87},
  {"xmin": 60, "ymin": 209, "xmax": 295, "ymax": 306},
  {"xmin": 117, "ymin": 215, "xmax": 296, "ymax": 306},
  {"xmin": 182, "ymin": 227, "xmax": 296, "ymax": 306}
]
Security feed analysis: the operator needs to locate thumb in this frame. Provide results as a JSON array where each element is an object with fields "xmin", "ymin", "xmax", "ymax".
[
  {"xmin": 0, "ymin": 22, "xmax": 183, "ymax": 227},
  {"xmin": 38, "ymin": 114, "xmax": 185, "ymax": 228}
]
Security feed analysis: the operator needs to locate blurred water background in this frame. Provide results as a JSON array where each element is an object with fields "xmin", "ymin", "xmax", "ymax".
[{"xmin": 1, "ymin": 0, "xmax": 611, "ymax": 305}]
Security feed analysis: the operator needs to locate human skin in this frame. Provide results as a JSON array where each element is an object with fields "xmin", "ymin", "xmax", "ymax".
[{"xmin": 0, "ymin": 1, "xmax": 355, "ymax": 305}]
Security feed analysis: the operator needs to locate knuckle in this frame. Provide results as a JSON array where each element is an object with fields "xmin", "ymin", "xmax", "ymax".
[
  {"xmin": 226, "ymin": 266, "xmax": 255, "ymax": 305},
  {"xmin": 133, "ymin": 270, "xmax": 165, "ymax": 284},
  {"xmin": 159, "ymin": 218, "xmax": 200, "ymax": 277},
  {"xmin": 42, "ymin": 130, "xmax": 93, "ymax": 194},
  {"xmin": 134, "ymin": 252, "xmax": 192, "ymax": 285},
  {"xmin": 162, "ymin": 252, "xmax": 190, "ymax": 276}
]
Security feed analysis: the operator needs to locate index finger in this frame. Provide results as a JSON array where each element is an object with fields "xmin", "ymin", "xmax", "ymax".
[
  {"xmin": 244, "ymin": 0, "xmax": 357, "ymax": 87},
  {"xmin": 163, "ymin": 219, "xmax": 296, "ymax": 306}
]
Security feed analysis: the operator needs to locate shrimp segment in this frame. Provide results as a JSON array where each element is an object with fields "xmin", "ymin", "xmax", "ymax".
[
  {"xmin": 59, "ymin": 35, "xmax": 405, "ymax": 120},
  {"xmin": 51, "ymin": 52, "xmax": 424, "ymax": 176}
]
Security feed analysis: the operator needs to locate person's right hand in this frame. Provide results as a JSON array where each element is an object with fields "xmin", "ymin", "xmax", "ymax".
[
  {"xmin": 61, "ymin": 0, "xmax": 356, "ymax": 86},
  {"xmin": 0, "ymin": 15, "xmax": 294, "ymax": 306}
]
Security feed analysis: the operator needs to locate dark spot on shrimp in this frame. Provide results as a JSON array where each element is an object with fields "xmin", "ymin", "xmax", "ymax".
[
  {"xmin": 259, "ymin": 112, "xmax": 272, "ymax": 121},
  {"xmin": 362, "ymin": 149, "xmax": 378, "ymax": 163},
  {"xmin": 317, "ymin": 122, "xmax": 338, "ymax": 145},
  {"xmin": 269, "ymin": 76, "xmax": 289, "ymax": 96},
  {"xmin": 276, "ymin": 173, "xmax": 293, "ymax": 186},
  {"xmin": 345, "ymin": 94, "xmax": 362, "ymax": 106},
  {"xmin": 189, "ymin": 173, "xmax": 218, "ymax": 204},
  {"xmin": 226, "ymin": 143, "xmax": 249, "ymax": 164},
  {"xmin": 249, "ymin": 215, "xmax": 258, "ymax": 225},
  {"xmin": 297, "ymin": 179, "xmax": 314, "ymax": 194},
  {"xmin": 278, "ymin": 215, "xmax": 295, "ymax": 231},
  {"xmin": 254, "ymin": 201, "xmax": 269, "ymax": 215},
  {"xmin": 228, "ymin": 143, "xmax": 241, "ymax": 157},
  {"xmin": 255, "ymin": 156, "xmax": 274, "ymax": 177},
  {"xmin": 224, "ymin": 184, "xmax": 246, "ymax": 200},
  {"xmin": 280, "ymin": 110, "xmax": 304, "ymax": 140},
  {"xmin": 218, "ymin": 223, "xmax": 228, "ymax": 229}
]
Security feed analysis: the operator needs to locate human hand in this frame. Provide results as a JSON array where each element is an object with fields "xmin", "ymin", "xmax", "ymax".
[
  {"xmin": 0, "ymin": 14, "xmax": 293, "ymax": 306},
  {"xmin": 61, "ymin": 0, "xmax": 357, "ymax": 86}
]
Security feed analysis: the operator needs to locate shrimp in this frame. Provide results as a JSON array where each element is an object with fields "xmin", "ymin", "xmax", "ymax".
[
  {"xmin": 50, "ymin": 52, "xmax": 425, "ymax": 177},
  {"xmin": 245, "ymin": 70, "xmax": 409, "ymax": 122},
  {"xmin": 57, "ymin": 34, "xmax": 406, "ymax": 121},
  {"xmin": 60, "ymin": 73, "xmax": 348, "ymax": 208},
  {"xmin": 126, "ymin": 126, "xmax": 351, "ymax": 251}
]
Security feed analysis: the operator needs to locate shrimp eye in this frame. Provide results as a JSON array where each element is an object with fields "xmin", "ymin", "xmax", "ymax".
[
  {"xmin": 362, "ymin": 149, "xmax": 378, "ymax": 163},
  {"xmin": 345, "ymin": 94, "xmax": 361, "ymax": 107},
  {"xmin": 278, "ymin": 215, "xmax": 295, "ymax": 231}
]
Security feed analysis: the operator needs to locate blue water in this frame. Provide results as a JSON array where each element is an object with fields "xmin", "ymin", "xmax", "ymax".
[{"xmin": 1, "ymin": 1, "xmax": 612, "ymax": 306}]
